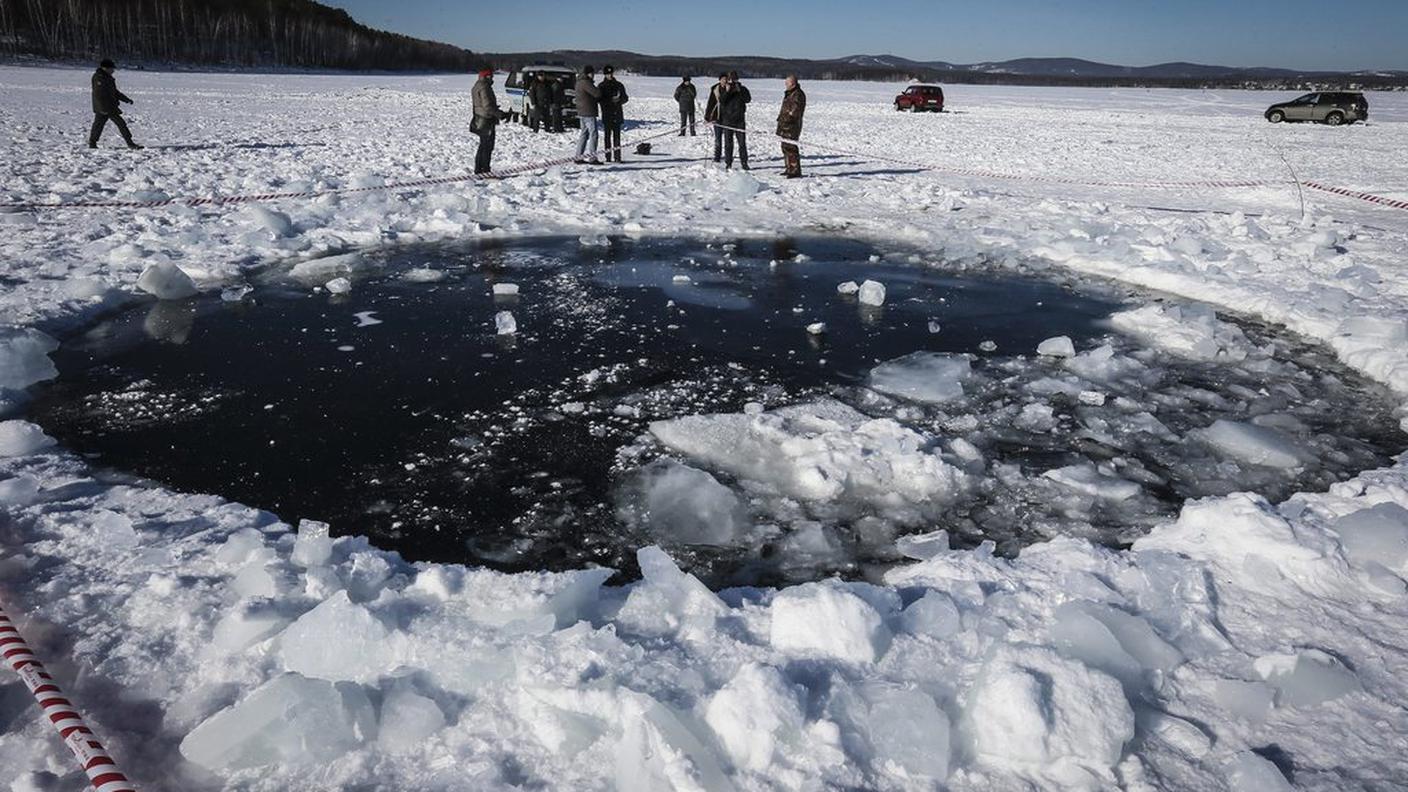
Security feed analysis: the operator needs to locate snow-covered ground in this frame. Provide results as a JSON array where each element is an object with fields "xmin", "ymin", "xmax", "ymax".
[{"xmin": 3, "ymin": 65, "xmax": 1408, "ymax": 791}]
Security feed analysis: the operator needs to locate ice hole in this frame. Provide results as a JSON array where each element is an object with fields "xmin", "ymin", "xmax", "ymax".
[{"xmin": 26, "ymin": 236, "xmax": 1405, "ymax": 587}]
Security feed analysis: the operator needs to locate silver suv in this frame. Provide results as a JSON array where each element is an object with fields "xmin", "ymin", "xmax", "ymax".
[{"xmin": 1265, "ymin": 92, "xmax": 1369, "ymax": 126}]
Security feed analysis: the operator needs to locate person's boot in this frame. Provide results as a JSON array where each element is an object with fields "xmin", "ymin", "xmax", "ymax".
[{"xmin": 87, "ymin": 142, "xmax": 97, "ymax": 149}]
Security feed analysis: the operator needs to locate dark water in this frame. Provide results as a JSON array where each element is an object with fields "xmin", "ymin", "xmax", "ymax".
[{"xmin": 27, "ymin": 236, "xmax": 1406, "ymax": 586}]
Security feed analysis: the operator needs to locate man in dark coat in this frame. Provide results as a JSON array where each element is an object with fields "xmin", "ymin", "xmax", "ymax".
[
  {"xmin": 529, "ymin": 73, "xmax": 554, "ymax": 133},
  {"xmin": 598, "ymin": 65, "xmax": 629, "ymax": 162},
  {"xmin": 674, "ymin": 76, "xmax": 697, "ymax": 136},
  {"xmin": 551, "ymin": 75, "xmax": 568, "ymax": 132},
  {"xmin": 471, "ymin": 69, "xmax": 507, "ymax": 175},
  {"xmin": 703, "ymin": 73, "xmax": 727, "ymax": 162},
  {"xmin": 776, "ymin": 75, "xmax": 807, "ymax": 178},
  {"xmin": 717, "ymin": 71, "xmax": 751, "ymax": 170},
  {"xmin": 89, "ymin": 59, "xmax": 142, "ymax": 150}
]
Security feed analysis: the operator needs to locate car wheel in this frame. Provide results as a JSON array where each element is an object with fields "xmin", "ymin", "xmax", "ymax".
[
  {"xmin": 895, "ymin": 102, "xmax": 902, "ymax": 112},
  {"xmin": 1267, "ymin": 110, "xmax": 1285, "ymax": 123},
  {"xmin": 910, "ymin": 104, "xmax": 920, "ymax": 113},
  {"xmin": 1325, "ymin": 112, "xmax": 1344, "ymax": 126}
]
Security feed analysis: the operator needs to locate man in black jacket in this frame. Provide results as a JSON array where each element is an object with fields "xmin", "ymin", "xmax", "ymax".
[
  {"xmin": 717, "ymin": 71, "xmax": 751, "ymax": 170},
  {"xmin": 549, "ymin": 77, "xmax": 566, "ymax": 133},
  {"xmin": 529, "ymin": 73, "xmax": 553, "ymax": 133},
  {"xmin": 89, "ymin": 59, "xmax": 142, "ymax": 150},
  {"xmin": 674, "ymin": 76, "xmax": 697, "ymax": 136},
  {"xmin": 599, "ymin": 65, "xmax": 629, "ymax": 162}
]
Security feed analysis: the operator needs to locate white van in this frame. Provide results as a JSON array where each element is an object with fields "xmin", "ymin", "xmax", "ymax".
[{"xmin": 504, "ymin": 65, "xmax": 579, "ymax": 128}]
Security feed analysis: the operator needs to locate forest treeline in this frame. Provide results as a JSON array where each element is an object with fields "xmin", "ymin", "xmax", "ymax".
[{"xmin": 0, "ymin": 0, "xmax": 480, "ymax": 71}]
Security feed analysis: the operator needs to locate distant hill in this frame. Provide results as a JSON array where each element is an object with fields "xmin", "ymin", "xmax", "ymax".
[
  {"xmin": 489, "ymin": 50, "xmax": 1408, "ymax": 90},
  {"xmin": 0, "ymin": 0, "xmax": 478, "ymax": 72}
]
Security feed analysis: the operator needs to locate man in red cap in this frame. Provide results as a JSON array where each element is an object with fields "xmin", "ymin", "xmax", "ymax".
[{"xmin": 471, "ymin": 68, "xmax": 507, "ymax": 175}]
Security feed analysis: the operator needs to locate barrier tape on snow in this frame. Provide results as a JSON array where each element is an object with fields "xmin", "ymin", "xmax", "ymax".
[
  {"xmin": 0, "ymin": 602, "xmax": 137, "ymax": 792},
  {"xmin": 708, "ymin": 121, "xmax": 1408, "ymax": 211},
  {"xmin": 0, "ymin": 125, "xmax": 682, "ymax": 212}
]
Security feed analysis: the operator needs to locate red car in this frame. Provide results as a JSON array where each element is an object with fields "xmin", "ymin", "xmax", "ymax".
[{"xmin": 894, "ymin": 84, "xmax": 945, "ymax": 113}]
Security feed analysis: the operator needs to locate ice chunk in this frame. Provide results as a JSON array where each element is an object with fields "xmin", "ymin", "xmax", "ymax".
[
  {"xmin": 869, "ymin": 352, "xmax": 970, "ymax": 404},
  {"xmin": 1253, "ymin": 649, "xmax": 1360, "ymax": 707},
  {"xmin": 1212, "ymin": 679, "xmax": 1274, "ymax": 722},
  {"xmin": 136, "ymin": 262, "xmax": 199, "ymax": 300},
  {"xmin": 704, "ymin": 663, "xmax": 804, "ymax": 773},
  {"xmin": 247, "ymin": 205, "xmax": 294, "ymax": 237},
  {"xmin": 832, "ymin": 680, "xmax": 951, "ymax": 781},
  {"xmin": 1196, "ymin": 420, "xmax": 1307, "ymax": 469},
  {"xmin": 671, "ymin": 274, "xmax": 692, "ymax": 284},
  {"xmin": 280, "ymin": 591, "xmax": 396, "ymax": 684},
  {"xmin": 0, "ymin": 328, "xmax": 59, "ymax": 390},
  {"xmin": 492, "ymin": 283, "xmax": 520, "ymax": 296},
  {"xmin": 650, "ymin": 399, "xmax": 968, "ymax": 513},
  {"xmin": 1043, "ymin": 464, "xmax": 1140, "ymax": 501},
  {"xmin": 1111, "ymin": 303, "xmax": 1253, "ymax": 361},
  {"xmin": 0, "ymin": 420, "xmax": 56, "ymax": 457},
  {"xmin": 1050, "ymin": 601, "xmax": 1181, "ymax": 692},
  {"xmin": 1015, "ymin": 403, "xmax": 1056, "ymax": 432},
  {"xmin": 770, "ymin": 581, "xmax": 891, "ymax": 664},
  {"xmin": 216, "ymin": 528, "xmax": 266, "ymax": 565},
  {"xmin": 895, "ymin": 529, "xmax": 950, "ymax": 561},
  {"xmin": 1332, "ymin": 502, "xmax": 1408, "ymax": 571},
  {"xmin": 180, "ymin": 673, "xmax": 375, "ymax": 770},
  {"xmin": 1037, "ymin": 336, "xmax": 1076, "ymax": 358},
  {"xmin": 220, "ymin": 285, "xmax": 252, "ymax": 302},
  {"xmin": 857, "ymin": 279, "xmax": 886, "ymax": 306},
  {"xmin": 837, "ymin": 281, "xmax": 860, "ymax": 295},
  {"xmin": 805, "ymin": 322, "xmax": 826, "ymax": 335},
  {"xmin": 899, "ymin": 591, "xmax": 961, "ymax": 638},
  {"xmin": 324, "ymin": 277, "xmax": 352, "ymax": 294},
  {"xmin": 965, "ymin": 644, "xmax": 1133, "ymax": 771},
  {"xmin": 89, "ymin": 509, "xmax": 139, "ymax": 548},
  {"xmin": 615, "ymin": 692, "xmax": 734, "ymax": 792},
  {"xmin": 377, "ymin": 683, "xmax": 446, "ymax": 752},
  {"xmin": 495, "ymin": 311, "xmax": 517, "ymax": 335},
  {"xmin": 289, "ymin": 252, "xmax": 362, "ymax": 285},
  {"xmin": 291, "ymin": 518, "xmax": 333, "ymax": 568},
  {"xmin": 724, "ymin": 170, "xmax": 763, "ymax": 198},
  {"xmin": 624, "ymin": 460, "xmax": 748, "ymax": 546},
  {"xmin": 614, "ymin": 546, "xmax": 727, "ymax": 640},
  {"xmin": 401, "ymin": 267, "xmax": 446, "ymax": 283},
  {"xmin": 209, "ymin": 600, "xmax": 290, "ymax": 655},
  {"xmin": 1226, "ymin": 751, "xmax": 1291, "ymax": 792},
  {"xmin": 927, "ymin": 320, "xmax": 942, "ymax": 334}
]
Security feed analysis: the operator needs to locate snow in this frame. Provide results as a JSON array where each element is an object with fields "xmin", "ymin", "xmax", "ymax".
[{"xmin": 3, "ymin": 67, "xmax": 1408, "ymax": 791}]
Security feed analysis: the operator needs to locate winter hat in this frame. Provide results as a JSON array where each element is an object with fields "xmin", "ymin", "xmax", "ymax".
[
  {"xmin": 100, "ymin": 59, "xmax": 116, "ymax": 69},
  {"xmin": 682, "ymin": 75, "xmax": 691, "ymax": 82},
  {"xmin": 603, "ymin": 65, "xmax": 614, "ymax": 75},
  {"xmin": 477, "ymin": 68, "xmax": 493, "ymax": 78}
]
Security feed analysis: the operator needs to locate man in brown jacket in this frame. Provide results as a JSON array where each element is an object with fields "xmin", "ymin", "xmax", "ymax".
[{"xmin": 777, "ymin": 75, "xmax": 806, "ymax": 178}]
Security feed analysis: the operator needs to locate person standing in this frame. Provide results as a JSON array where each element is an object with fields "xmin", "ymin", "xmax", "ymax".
[
  {"xmin": 674, "ymin": 76, "xmax": 697, "ymax": 136},
  {"xmin": 529, "ymin": 73, "xmax": 554, "ymax": 133},
  {"xmin": 550, "ymin": 76, "xmax": 567, "ymax": 133},
  {"xmin": 471, "ymin": 68, "xmax": 506, "ymax": 176},
  {"xmin": 703, "ymin": 72, "xmax": 727, "ymax": 162},
  {"xmin": 718, "ymin": 71, "xmax": 751, "ymax": 170},
  {"xmin": 574, "ymin": 66, "xmax": 603, "ymax": 165},
  {"xmin": 599, "ymin": 65, "xmax": 629, "ymax": 162},
  {"xmin": 776, "ymin": 75, "xmax": 807, "ymax": 178},
  {"xmin": 89, "ymin": 59, "xmax": 142, "ymax": 150}
]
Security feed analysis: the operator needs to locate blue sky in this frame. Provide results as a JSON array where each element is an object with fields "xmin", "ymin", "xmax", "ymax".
[{"xmin": 326, "ymin": 0, "xmax": 1408, "ymax": 71}]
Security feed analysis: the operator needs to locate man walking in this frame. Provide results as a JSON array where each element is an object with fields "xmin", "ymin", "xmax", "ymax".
[
  {"xmin": 718, "ymin": 71, "xmax": 751, "ymax": 170},
  {"xmin": 574, "ymin": 66, "xmax": 603, "ymax": 165},
  {"xmin": 89, "ymin": 59, "xmax": 142, "ymax": 150},
  {"xmin": 674, "ymin": 76, "xmax": 697, "ymax": 136},
  {"xmin": 529, "ymin": 73, "xmax": 553, "ymax": 133},
  {"xmin": 599, "ymin": 65, "xmax": 629, "ymax": 163},
  {"xmin": 703, "ymin": 73, "xmax": 727, "ymax": 162},
  {"xmin": 471, "ymin": 68, "xmax": 506, "ymax": 175},
  {"xmin": 777, "ymin": 75, "xmax": 807, "ymax": 178}
]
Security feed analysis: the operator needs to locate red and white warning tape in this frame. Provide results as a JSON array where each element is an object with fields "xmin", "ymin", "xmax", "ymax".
[
  {"xmin": 0, "ymin": 601, "xmax": 137, "ymax": 792},
  {"xmin": 708, "ymin": 120, "xmax": 1408, "ymax": 211},
  {"xmin": 0, "ymin": 124, "xmax": 681, "ymax": 212}
]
